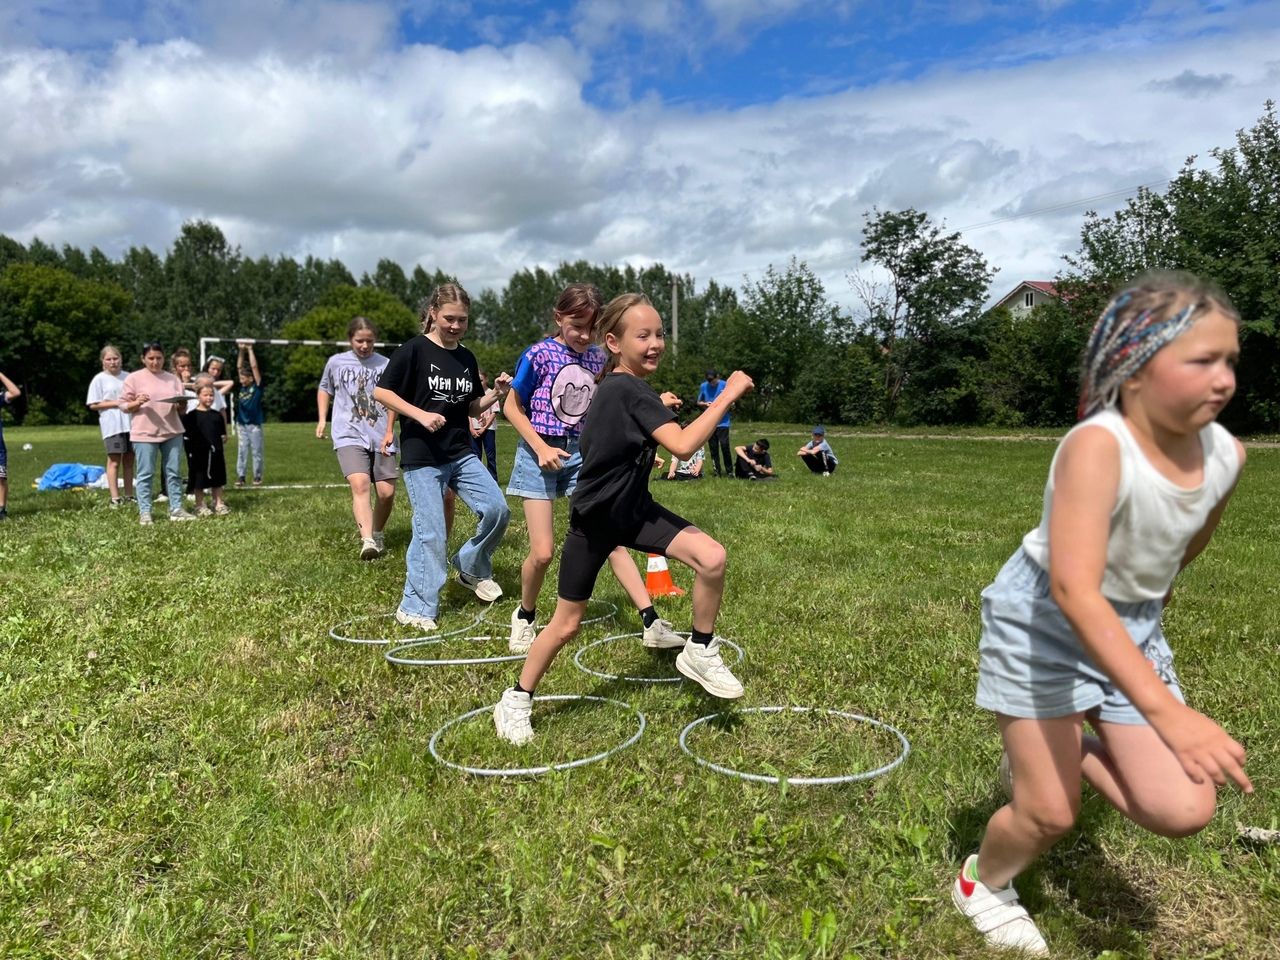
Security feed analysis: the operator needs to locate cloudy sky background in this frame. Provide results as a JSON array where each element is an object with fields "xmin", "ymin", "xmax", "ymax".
[{"xmin": 1, "ymin": 0, "xmax": 1277, "ymax": 309}]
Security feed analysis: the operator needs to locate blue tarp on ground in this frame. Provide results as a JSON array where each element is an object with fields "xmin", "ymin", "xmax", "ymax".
[{"xmin": 36, "ymin": 463, "xmax": 107, "ymax": 491}]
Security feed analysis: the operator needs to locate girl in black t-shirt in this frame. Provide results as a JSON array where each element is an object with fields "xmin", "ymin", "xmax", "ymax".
[{"xmin": 494, "ymin": 293, "xmax": 754, "ymax": 745}]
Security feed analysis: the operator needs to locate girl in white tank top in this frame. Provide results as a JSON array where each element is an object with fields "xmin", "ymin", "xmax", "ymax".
[{"xmin": 952, "ymin": 273, "xmax": 1253, "ymax": 956}]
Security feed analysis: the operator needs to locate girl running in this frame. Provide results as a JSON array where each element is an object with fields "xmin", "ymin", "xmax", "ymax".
[
  {"xmin": 317, "ymin": 317, "xmax": 398, "ymax": 561},
  {"xmin": 503, "ymin": 283, "xmax": 683, "ymax": 654},
  {"xmin": 374, "ymin": 284, "xmax": 512, "ymax": 633},
  {"xmin": 494, "ymin": 293, "xmax": 753, "ymax": 744},
  {"xmin": 952, "ymin": 272, "xmax": 1253, "ymax": 955}
]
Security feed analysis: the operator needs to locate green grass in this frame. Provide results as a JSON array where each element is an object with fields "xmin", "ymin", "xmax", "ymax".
[{"xmin": 1, "ymin": 422, "xmax": 1278, "ymax": 959}]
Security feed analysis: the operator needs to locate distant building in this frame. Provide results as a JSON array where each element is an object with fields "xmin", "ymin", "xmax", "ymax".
[{"xmin": 994, "ymin": 280, "xmax": 1061, "ymax": 316}]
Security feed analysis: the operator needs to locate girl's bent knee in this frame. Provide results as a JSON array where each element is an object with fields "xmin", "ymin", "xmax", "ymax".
[
  {"xmin": 1015, "ymin": 802, "xmax": 1078, "ymax": 841},
  {"xmin": 1145, "ymin": 790, "xmax": 1216, "ymax": 838}
]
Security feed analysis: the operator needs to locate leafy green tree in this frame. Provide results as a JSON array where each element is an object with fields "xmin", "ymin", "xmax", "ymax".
[
  {"xmin": 854, "ymin": 208, "xmax": 995, "ymax": 421},
  {"xmin": 164, "ymin": 220, "xmax": 242, "ymax": 348},
  {"xmin": 276, "ymin": 285, "xmax": 417, "ymax": 420},
  {"xmin": 0, "ymin": 263, "xmax": 132, "ymax": 424},
  {"xmin": 364, "ymin": 258, "xmax": 410, "ymax": 308}
]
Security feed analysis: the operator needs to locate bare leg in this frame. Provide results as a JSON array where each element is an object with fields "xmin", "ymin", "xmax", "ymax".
[
  {"xmin": 443, "ymin": 487, "xmax": 456, "ymax": 540},
  {"xmin": 607, "ymin": 547, "xmax": 653, "ymax": 612},
  {"xmin": 976, "ymin": 714, "xmax": 1084, "ymax": 889},
  {"xmin": 662, "ymin": 528, "xmax": 727, "ymax": 633},
  {"xmin": 106, "ymin": 452, "xmax": 121, "ymax": 498},
  {"xmin": 373, "ymin": 478, "xmax": 396, "ymax": 533},
  {"xmin": 517, "ymin": 598, "xmax": 588, "ymax": 691},
  {"xmin": 349, "ymin": 473, "xmax": 373, "ymax": 539},
  {"xmin": 1084, "ymin": 719, "xmax": 1217, "ymax": 837},
  {"xmin": 122, "ymin": 451, "xmax": 134, "ymax": 496},
  {"xmin": 520, "ymin": 498, "xmax": 556, "ymax": 611},
  {"xmin": 211, "ymin": 486, "xmax": 224, "ymax": 508}
]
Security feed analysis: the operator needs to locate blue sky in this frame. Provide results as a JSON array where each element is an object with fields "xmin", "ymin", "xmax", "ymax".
[{"xmin": 1, "ymin": 1, "xmax": 1277, "ymax": 306}]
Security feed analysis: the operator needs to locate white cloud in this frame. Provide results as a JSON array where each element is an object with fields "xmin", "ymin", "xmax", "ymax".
[{"xmin": 0, "ymin": 16, "xmax": 1277, "ymax": 312}]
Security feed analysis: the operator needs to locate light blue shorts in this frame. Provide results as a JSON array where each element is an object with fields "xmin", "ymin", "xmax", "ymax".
[
  {"xmin": 505, "ymin": 436, "xmax": 582, "ymax": 500},
  {"xmin": 976, "ymin": 548, "xmax": 1183, "ymax": 724}
]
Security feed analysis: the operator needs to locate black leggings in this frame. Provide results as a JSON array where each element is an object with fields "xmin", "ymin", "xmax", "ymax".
[{"xmin": 557, "ymin": 502, "xmax": 691, "ymax": 601}]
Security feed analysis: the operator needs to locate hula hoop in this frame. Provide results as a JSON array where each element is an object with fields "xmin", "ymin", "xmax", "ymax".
[
  {"xmin": 429, "ymin": 694, "xmax": 646, "ymax": 777},
  {"xmin": 328, "ymin": 612, "xmax": 482, "ymax": 646},
  {"xmin": 572, "ymin": 632, "xmax": 745, "ymax": 684},
  {"xmin": 678, "ymin": 705, "xmax": 910, "ymax": 786},
  {"xmin": 476, "ymin": 597, "xmax": 619, "ymax": 628},
  {"xmin": 384, "ymin": 628, "xmax": 528, "ymax": 667}
]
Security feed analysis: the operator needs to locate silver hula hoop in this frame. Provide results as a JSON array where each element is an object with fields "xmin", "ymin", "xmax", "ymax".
[
  {"xmin": 678, "ymin": 705, "xmax": 910, "ymax": 786},
  {"xmin": 329, "ymin": 612, "xmax": 482, "ymax": 646},
  {"xmin": 476, "ymin": 597, "xmax": 619, "ymax": 628},
  {"xmin": 429, "ymin": 694, "xmax": 647, "ymax": 777},
  {"xmin": 572, "ymin": 632, "xmax": 745, "ymax": 684},
  {"xmin": 384, "ymin": 628, "xmax": 527, "ymax": 667}
]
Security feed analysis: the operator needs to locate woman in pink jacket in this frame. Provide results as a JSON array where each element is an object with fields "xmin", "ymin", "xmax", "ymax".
[{"xmin": 119, "ymin": 342, "xmax": 196, "ymax": 525}]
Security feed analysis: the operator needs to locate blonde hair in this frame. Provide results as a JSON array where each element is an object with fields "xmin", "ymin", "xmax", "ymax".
[
  {"xmin": 1078, "ymin": 271, "xmax": 1239, "ymax": 418},
  {"xmin": 595, "ymin": 292, "xmax": 652, "ymax": 378},
  {"xmin": 100, "ymin": 344, "xmax": 121, "ymax": 361},
  {"xmin": 417, "ymin": 283, "xmax": 471, "ymax": 334}
]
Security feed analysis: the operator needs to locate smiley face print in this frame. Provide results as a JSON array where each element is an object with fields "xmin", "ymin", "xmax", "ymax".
[{"xmin": 551, "ymin": 363, "xmax": 596, "ymax": 426}]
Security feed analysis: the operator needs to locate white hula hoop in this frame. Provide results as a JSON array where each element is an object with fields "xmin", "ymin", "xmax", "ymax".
[
  {"xmin": 329, "ymin": 612, "xmax": 482, "ymax": 646},
  {"xmin": 384, "ymin": 628, "xmax": 528, "ymax": 667},
  {"xmin": 477, "ymin": 597, "xmax": 619, "ymax": 628},
  {"xmin": 678, "ymin": 705, "xmax": 910, "ymax": 786},
  {"xmin": 572, "ymin": 632, "xmax": 745, "ymax": 684},
  {"xmin": 429, "ymin": 694, "xmax": 646, "ymax": 777}
]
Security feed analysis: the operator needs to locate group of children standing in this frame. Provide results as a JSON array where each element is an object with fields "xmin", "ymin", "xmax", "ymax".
[{"xmin": 83, "ymin": 341, "xmax": 266, "ymax": 523}]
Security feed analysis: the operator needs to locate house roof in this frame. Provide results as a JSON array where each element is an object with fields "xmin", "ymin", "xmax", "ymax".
[{"xmin": 994, "ymin": 279, "xmax": 1062, "ymax": 310}]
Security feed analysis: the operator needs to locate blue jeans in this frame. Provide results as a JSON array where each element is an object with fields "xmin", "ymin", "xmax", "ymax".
[
  {"xmin": 135, "ymin": 436, "xmax": 185, "ymax": 516},
  {"xmin": 236, "ymin": 423, "xmax": 264, "ymax": 481},
  {"xmin": 400, "ymin": 454, "xmax": 510, "ymax": 619}
]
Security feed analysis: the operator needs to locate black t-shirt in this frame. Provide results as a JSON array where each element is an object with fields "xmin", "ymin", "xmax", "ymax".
[
  {"xmin": 735, "ymin": 445, "xmax": 772, "ymax": 476},
  {"xmin": 181, "ymin": 408, "xmax": 225, "ymax": 451},
  {"xmin": 379, "ymin": 335, "xmax": 482, "ymax": 469},
  {"xmin": 570, "ymin": 373, "xmax": 677, "ymax": 530}
]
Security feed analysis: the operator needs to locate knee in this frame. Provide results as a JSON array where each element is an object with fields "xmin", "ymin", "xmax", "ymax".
[
  {"xmin": 528, "ymin": 545, "xmax": 554, "ymax": 570},
  {"xmin": 1015, "ymin": 800, "xmax": 1078, "ymax": 842},
  {"xmin": 1142, "ymin": 788, "xmax": 1216, "ymax": 838},
  {"xmin": 696, "ymin": 541, "xmax": 727, "ymax": 579}
]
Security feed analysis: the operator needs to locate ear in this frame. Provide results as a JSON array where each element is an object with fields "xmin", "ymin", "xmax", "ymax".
[{"xmin": 604, "ymin": 330, "xmax": 621, "ymax": 355}]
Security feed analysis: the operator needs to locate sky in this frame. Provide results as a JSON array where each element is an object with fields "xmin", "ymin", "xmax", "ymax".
[{"xmin": 1, "ymin": 0, "xmax": 1277, "ymax": 310}]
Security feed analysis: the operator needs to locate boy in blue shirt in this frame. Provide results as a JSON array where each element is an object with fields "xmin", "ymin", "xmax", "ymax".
[
  {"xmin": 797, "ymin": 425, "xmax": 838, "ymax": 475},
  {"xmin": 234, "ymin": 341, "xmax": 265, "ymax": 486},
  {"xmin": 696, "ymin": 369, "xmax": 732, "ymax": 476}
]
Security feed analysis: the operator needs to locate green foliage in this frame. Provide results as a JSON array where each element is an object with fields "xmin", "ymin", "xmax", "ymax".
[{"xmin": 0, "ymin": 263, "xmax": 132, "ymax": 424}]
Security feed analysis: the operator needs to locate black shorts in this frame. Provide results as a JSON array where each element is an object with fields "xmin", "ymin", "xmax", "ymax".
[{"xmin": 558, "ymin": 502, "xmax": 692, "ymax": 602}]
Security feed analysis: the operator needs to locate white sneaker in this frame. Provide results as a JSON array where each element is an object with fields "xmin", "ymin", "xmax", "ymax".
[
  {"xmin": 509, "ymin": 607, "xmax": 537, "ymax": 654},
  {"xmin": 952, "ymin": 855, "xmax": 1048, "ymax": 956},
  {"xmin": 394, "ymin": 608, "xmax": 437, "ymax": 632},
  {"xmin": 169, "ymin": 509, "xmax": 197, "ymax": 522},
  {"xmin": 675, "ymin": 637, "xmax": 744, "ymax": 698},
  {"xmin": 372, "ymin": 531, "xmax": 386, "ymax": 556},
  {"xmin": 360, "ymin": 538, "xmax": 379, "ymax": 561},
  {"xmin": 139, "ymin": 513, "xmax": 153, "ymax": 526},
  {"xmin": 494, "ymin": 688, "xmax": 534, "ymax": 745},
  {"xmin": 642, "ymin": 617, "xmax": 684, "ymax": 649},
  {"xmin": 457, "ymin": 570, "xmax": 503, "ymax": 602},
  {"xmin": 154, "ymin": 493, "xmax": 168, "ymax": 503},
  {"xmin": 196, "ymin": 505, "xmax": 213, "ymax": 517}
]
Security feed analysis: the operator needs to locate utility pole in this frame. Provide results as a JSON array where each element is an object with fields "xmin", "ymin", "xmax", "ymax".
[{"xmin": 670, "ymin": 275, "xmax": 679, "ymax": 355}]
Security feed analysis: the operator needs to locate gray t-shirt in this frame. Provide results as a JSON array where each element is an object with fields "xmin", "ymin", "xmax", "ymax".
[{"xmin": 319, "ymin": 350, "xmax": 393, "ymax": 452}]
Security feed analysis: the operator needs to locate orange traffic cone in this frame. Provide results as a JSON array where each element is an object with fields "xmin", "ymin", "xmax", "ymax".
[{"xmin": 645, "ymin": 553, "xmax": 685, "ymax": 598}]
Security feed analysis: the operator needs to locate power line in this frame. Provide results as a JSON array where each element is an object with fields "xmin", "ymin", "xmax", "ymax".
[{"xmin": 956, "ymin": 178, "xmax": 1172, "ymax": 233}]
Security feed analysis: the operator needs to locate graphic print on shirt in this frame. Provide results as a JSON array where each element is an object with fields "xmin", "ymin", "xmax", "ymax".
[
  {"xmin": 351, "ymin": 371, "xmax": 380, "ymax": 425},
  {"xmin": 550, "ymin": 363, "xmax": 596, "ymax": 426},
  {"xmin": 427, "ymin": 363, "xmax": 474, "ymax": 406}
]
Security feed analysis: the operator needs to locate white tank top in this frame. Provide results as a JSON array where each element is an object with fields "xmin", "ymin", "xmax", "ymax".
[{"xmin": 1021, "ymin": 408, "xmax": 1240, "ymax": 602}]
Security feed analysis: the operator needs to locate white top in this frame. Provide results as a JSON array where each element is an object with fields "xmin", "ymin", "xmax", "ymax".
[
  {"xmin": 86, "ymin": 370, "xmax": 132, "ymax": 438},
  {"xmin": 1021, "ymin": 408, "xmax": 1240, "ymax": 603}
]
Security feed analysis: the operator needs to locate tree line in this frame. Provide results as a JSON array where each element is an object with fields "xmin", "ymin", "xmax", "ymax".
[{"xmin": 2, "ymin": 103, "xmax": 1275, "ymax": 432}]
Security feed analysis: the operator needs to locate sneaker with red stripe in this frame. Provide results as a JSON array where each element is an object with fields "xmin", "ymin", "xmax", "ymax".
[{"xmin": 951, "ymin": 854, "xmax": 1048, "ymax": 955}]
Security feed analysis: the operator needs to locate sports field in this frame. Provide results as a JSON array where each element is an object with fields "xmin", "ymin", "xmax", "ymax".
[{"xmin": 2, "ymin": 423, "xmax": 1277, "ymax": 958}]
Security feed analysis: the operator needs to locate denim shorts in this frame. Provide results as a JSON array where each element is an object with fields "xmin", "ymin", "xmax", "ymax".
[
  {"xmin": 505, "ymin": 436, "xmax": 581, "ymax": 500},
  {"xmin": 976, "ymin": 548, "xmax": 1183, "ymax": 724}
]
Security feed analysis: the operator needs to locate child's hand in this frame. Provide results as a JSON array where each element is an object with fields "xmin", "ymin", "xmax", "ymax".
[
  {"xmin": 537, "ymin": 444, "xmax": 571, "ymax": 472},
  {"xmin": 315, "ymin": 423, "xmax": 326, "ymax": 440},
  {"xmin": 1157, "ymin": 703, "xmax": 1252, "ymax": 792},
  {"xmin": 725, "ymin": 371, "xmax": 754, "ymax": 398},
  {"xmin": 417, "ymin": 411, "xmax": 447, "ymax": 433},
  {"xmin": 380, "ymin": 434, "xmax": 395, "ymax": 456},
  {"xmin": 493, "ymin": 373, "xmax": 513, "ymax": 399},
  {"xmin": 660, "ymin": 392, "xmax": 682, "ymax": 409}
]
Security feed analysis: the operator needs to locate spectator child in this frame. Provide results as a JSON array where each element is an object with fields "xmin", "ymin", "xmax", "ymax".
[
  {"xmin": 234, "ymin": 341, "xmax": 265, "ymax": 486},
  {"xmin": 734, "ymin": 438, "xmax": 775, "ymax": 480},
  {"xmin": 182, "ymin": 384, "xmax": 229, "ymax": 515},
  {"xmin": 0, "ymin": 370, "xmax": 21, "ymax": 520},
  {"xmin": 797, "ymin": 425, "xmax": 838, "ymax": 475},
  {"xmin": 697, "ymin": 369, "xmax": 732, "ymax": 476},
  {"xmin": 86, "ymin": 345, "xmax": 135, "ymax": 506}
]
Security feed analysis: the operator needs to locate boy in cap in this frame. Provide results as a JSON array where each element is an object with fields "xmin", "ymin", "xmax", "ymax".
[{"xmin": 797, "ymin": 425, "xmax": 838, "ymax": 475}]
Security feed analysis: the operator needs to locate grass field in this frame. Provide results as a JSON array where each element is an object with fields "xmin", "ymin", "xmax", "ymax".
[{"xmin": 2, "ymin": 422, "xmax": 1277, "ymax": 959}]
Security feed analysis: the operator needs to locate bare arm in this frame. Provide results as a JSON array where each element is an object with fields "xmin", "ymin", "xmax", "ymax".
[
  {"xmin": 467, "ymin": 372, "xmax": 512, "ymax": 419},
  {"xmin": 1048, "ymin": 427, "xmax": 1251, "ymax": 792},
  {"xmin": 380, "ymin": 410, "xmax": 398, "ymax": 455},
  {"xmin": 651, "ymin": 371, "xmax": 753, "ymax": 460},
  {"xmin": 502, "ymin": 388, "xmax": 571, "ymax": 471},
  {"xmin": 0, "ymin": 370, "xmax": 21, "ymax": 401},
  {"xmin": 372, "ymin": 385, "xmax": 446, "ymax": 433},
  {"xmin": 316, "ymin": 389, "xmax": 331, "ymax": 439}
]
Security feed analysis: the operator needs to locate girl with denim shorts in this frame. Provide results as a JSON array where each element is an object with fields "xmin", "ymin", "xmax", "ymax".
[
  {"xmin": 952, "ymin": 272, "xmax": 1254, "ymax": 956},
  {"xmin": 502, "ymin": 283, "xmax": 684, "ymax": 655}
]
